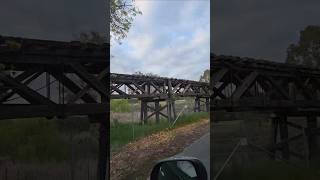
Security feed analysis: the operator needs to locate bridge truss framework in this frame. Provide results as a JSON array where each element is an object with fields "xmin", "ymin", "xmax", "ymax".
[
  {"xmin": 110, "ymin": 73, "xmax": 210, "ymax": 124},
  {"xmin": 211, "ymin": 54, "xmax": 320, "ymax": 162},
  {"xmin": 0, "ymin": 36, "xmax": 109, "ymax": 180}
]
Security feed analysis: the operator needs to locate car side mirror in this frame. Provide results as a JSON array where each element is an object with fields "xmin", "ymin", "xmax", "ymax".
[{"xmin": 150, "ymin": 157, "xmax": 207, "ymax": 180}]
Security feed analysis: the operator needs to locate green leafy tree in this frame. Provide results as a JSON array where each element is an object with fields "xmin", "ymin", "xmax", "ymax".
[
  {"xmin": 134, "ymin": 71, "xmax": 159, "ymax": 77},
  {"xmin": 286, "ymin": 25, "xmax": 320, "ymax": 68},
  {"xmin": 200, "ymin": 69, "xmax": 210, "ymax": 83},
  {"xmin": 76, "ymin": 31, "xmax": 107, "ymax": 44},
  {"xmin": 111, "ymin": 0, "xmax": 142, "ymax": 42}
]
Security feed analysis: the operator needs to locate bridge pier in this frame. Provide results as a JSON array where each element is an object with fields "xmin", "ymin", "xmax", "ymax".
[
  {"xmin": 307, "ymin": 116, "xmax": 318, "ymax": 159},
  {"xmin": 139, "ymin": 98, "xmax": 175, "ymax": 124},
  {"xmin": 269, "ymin": 113, "xmax": 319, "ymax": 162},
  {"xmin": 194, "ymin": 97, "xmax": 201, "ymax": 112},
  {"xmin": 194, "ymin": 97, "xmax": 210, "ymax": 112},
  {"xmin": 206, "ymin": 98, "xmax": 210, "ymax": 112}
]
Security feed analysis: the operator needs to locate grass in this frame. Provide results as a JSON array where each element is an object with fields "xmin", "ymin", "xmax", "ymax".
[
  {"xmin": 110, "ymin": 112, "xmax": 209, "ymax": 152},
  {"xmin": 110, "ymin": 99, "xmax": 133, "ymax": 113},
  {"xmin": 219, "ymin": 160, "xmax": 320, "ymax": 180},
  {"xmin": 0, "ymin": 118, "xmax": 68, "ymax": 162},
  {"xmin": 0, "ymin": 117, "xmax": 98, "ymax": 162}
]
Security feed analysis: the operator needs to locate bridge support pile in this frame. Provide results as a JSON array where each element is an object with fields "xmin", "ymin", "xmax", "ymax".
[
  {"xmin": 194, "ymin": 97, "xmax": 210, "ymax": 112},
  {"xmin": 270, "ymin": 114, "xmax": 319, "ymax": 161}
]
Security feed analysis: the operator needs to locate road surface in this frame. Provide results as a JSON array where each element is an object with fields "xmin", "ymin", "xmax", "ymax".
[{"xmin": 175, "ymin": 133, "xmax": 210, "ymax": 179}]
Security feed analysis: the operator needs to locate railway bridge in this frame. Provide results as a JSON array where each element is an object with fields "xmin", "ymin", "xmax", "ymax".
[
  {"xmin": 0, "ymin": 36, "xmax": 109, "ymax": 180},
  {"xmin": 110, "ymin": 73, "xmax": 210, "ymax": 124},
  {"xmin": 211, "ymin": 54, "xmax": 320, "ymax": 161}
]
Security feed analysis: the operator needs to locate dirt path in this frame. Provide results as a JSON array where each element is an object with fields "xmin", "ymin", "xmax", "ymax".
[{"xmin": 110, "ymin": 119, "xmax": 209, "ymax": 180}]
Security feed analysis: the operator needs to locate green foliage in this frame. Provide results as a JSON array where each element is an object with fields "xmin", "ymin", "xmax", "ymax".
[
  {"xmin": 111, "ymin": 0, "xmax": 142, "ymax": 42},
  {"xmin": 110, "ymin": 112, "xmax": 208, "ymax": 152},
  {"xmin": 111, "ymin": 99, "xmax": 132, "ymax": 112},
  {"xmin": 219, "ymin": 160, "xmax": 320, "ymax": 180},
  {"xmin": 111, "ymin": 120, "xmax": 169, "ymax": 152},
  {"xmin": 286, "ymin": 25, "xmax": 320, "ymax": 68},
  {"xmin": 134, "ymin": 71, "xmax": 160, "ymax": 77},
  {"xmin": 0, "ymin": 119, "xmax": 68, "ymax": 162},
  {"xmin": 76, "ymin": 31, "xmax": 106, "ymax": 45}
]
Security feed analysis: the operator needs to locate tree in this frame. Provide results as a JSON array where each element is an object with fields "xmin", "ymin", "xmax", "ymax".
[
  {"xmin": 200, "ymin": 69, "xmax": 210, "ymax": 83},
  {"xmin": 134, "ymin": 71, "xmax": 159, "ymax": 77},
  {"xmin": 111, "ymin": 0, "xmax": 142, "ymax": 42},
  {"xmin": 76, "ymin": 31, "xmax": 107, "ymax": 45},
  {"xmin": 286, "ymin": 25, "xmax": 320, "ymax": 68}
]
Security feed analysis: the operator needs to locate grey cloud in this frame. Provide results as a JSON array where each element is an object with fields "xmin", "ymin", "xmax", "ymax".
[
  {"xmin": 0, "ymin": 0, "xmax": 107, "ymax": 41},
  {"xmin": 212, "ymin": 0, "xmax": 320, "ymax": 62}
]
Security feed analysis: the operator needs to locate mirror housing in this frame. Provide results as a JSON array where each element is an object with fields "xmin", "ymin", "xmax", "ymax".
[{"xmin": 150, "ymin": 156, "xmax": 207, "ymax": 180}]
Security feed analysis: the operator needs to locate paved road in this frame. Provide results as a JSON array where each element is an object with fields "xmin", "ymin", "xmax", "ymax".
[{"xmin": 176, "ymin": 133, "xmax": 210, "ymax": 179}]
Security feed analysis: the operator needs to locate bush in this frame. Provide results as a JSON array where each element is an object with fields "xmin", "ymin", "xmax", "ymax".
[
  {"xmin": 0, "ymin": 118, "xmax": 68, "ymax": 162},
  {"xmin": 111, "ymin": 99, "xmax": 132, "ymax": 112}
]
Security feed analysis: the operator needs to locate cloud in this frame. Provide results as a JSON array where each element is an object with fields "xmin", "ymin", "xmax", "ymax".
[
  {"xmin": 212, "ymin": 0, "xmax": 320, "ymax": 62},
  {"xmin": 111, "ymin": 0, "xmax": 210, "ymax": 81}
]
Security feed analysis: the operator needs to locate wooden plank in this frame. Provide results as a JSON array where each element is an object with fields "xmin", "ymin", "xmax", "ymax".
[
  {"xmin": 0, "ymin": 103, "xmax": 108, "ymax": 120},
  {"xmin": 68, "ymin": 68, "xmax": 107, "ymax": 104},
  {"xmin": 231, "ymin": 71, "xmax": 259, "ymax": 100},
  {"xmin": 0, "ymin": 72, "xmax": 56, "ymax": 105},
  {"xmin": 50, "ymin": 72, "xmax": 97, "ymax": 103},
  {"xmin": 69, "ymin": 62, "xmax": 107, "ymax": 97},
  {"xmin": 212, "ymin": 68, "xmax": 228, "ymax": 84}
]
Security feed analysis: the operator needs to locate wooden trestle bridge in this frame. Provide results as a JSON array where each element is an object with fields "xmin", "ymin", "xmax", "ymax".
[
  {"xmin": 0, "ymin": 36, "xmax": 210, "ymax": 179},
  {"xmin": 0, "ymin": 36, "xmax": 109, "ymax": 180},
  {"xmin": 111, "ymin": 73, "xmax": 210, "ymax": 124},
  {"xmin": 211, "ymin": 53, "xmax": 320, "ymax": 161}
]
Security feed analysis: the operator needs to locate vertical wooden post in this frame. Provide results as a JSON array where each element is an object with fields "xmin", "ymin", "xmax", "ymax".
[
  {"xmin": 140, "ymin": 100, "xmax": 144, "ymax": 124},
  {"xmin": 167, "ymin": 100, "xmax": 172, "ymax": 122},
  {"xmin": 140, "ymin": 100, "xmax": 148, "ymax": 124},
  {"xmin": 206, "ymin": 97, "xmax": 210, "ymax": 112},
  {"xmin": 167, "ymin": 80, "xmax": 173, "ymax": 122},
  {"xmin": 270, "ymin": 115, "xmax": 279, "ymax": 159},
  {"xmin": 46, "ymin": 72, "xmax": 51, "ymax": 99},
  {"xmin": 96, "ymin": 113, "xmax": 108, "ymax": 180},
  {"xmin": 143, "ymin": 101, "xmax": 148, "ymax": 124},
  {"xmin": 198, "ymin": 98, "xmax": 201, "ymax": 112},
  {"xmin": 155, "ymin": 101, "xmax": 160, "ymax": 123},
  {"xmin": 307, "ymin": 116, "xmax": 317, "ymax": 159},
  {"xmin": 194, "ymin": 97, "xmax": 200, "ymax": 112},
  {"xmin": 172, "ymin": 100, "xmax": 177, "ymax": 120},
  {"xmin": 194, "ymin": 98, "xmax": 197, "ymax": 112},
  {"xmin": 279, "ymin": 114, "xmax": 290, "ymax": 159}
]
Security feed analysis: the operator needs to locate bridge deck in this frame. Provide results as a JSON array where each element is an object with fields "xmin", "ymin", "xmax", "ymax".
[
  {"xmin": 0, "ymin": 36, "xmax": 108, "ymax": 73},
  {"xmin": 111, "ymin": 73, "xmax": 209, "ymax": 99}
]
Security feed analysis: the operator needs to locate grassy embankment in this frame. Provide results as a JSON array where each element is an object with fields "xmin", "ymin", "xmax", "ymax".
[
  {"xmin": 219, "ymin": 160, "xmax": 320, "ymax": 180},
  {"xmin": 110, "ymin": 99, "xmax": 209, "ymax": 152},
  {"xmin": 0, "ymin": 117, "xmax": 97, "ymax": 162}
]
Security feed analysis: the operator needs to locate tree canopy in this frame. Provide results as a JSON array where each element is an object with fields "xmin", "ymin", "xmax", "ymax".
[
  {"xmin": 111, "ymin": 0, "xmax": 142, "ymax": 43},
  {"xmin": 286, "ymin": 25, "xmax": 320, "ymax": 68},
  {"xmin": 200, "ymin": 69, "xmax": 210, "ymax": 83}
]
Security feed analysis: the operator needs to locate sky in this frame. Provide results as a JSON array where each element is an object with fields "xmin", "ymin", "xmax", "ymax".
[
  {"xmin": 212, "ymin": 0, "xmax": 320, "ymax": 62},
  {"xmin": 0, "ymin": 0, "xmax": 106, "ymax": 41},
  {"xmin": 111, "ymin": 0, "xmax": 210, "ymax": 81}
]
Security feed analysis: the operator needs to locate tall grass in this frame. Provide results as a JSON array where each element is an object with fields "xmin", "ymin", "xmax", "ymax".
[
  {"xmin": 110, "ymin": 112, "xmax": 209, "ymax": 152},
  {"xmin": 110, "ymin": 99, "xmax": 132, "ymax": 113},
  {"xmin": 0, "ymin": 118, "xmax": 68, "ymax": 162},
  {"xmin": 219, "ymin": 160, "xmax": 320, "ymax": 180}
]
